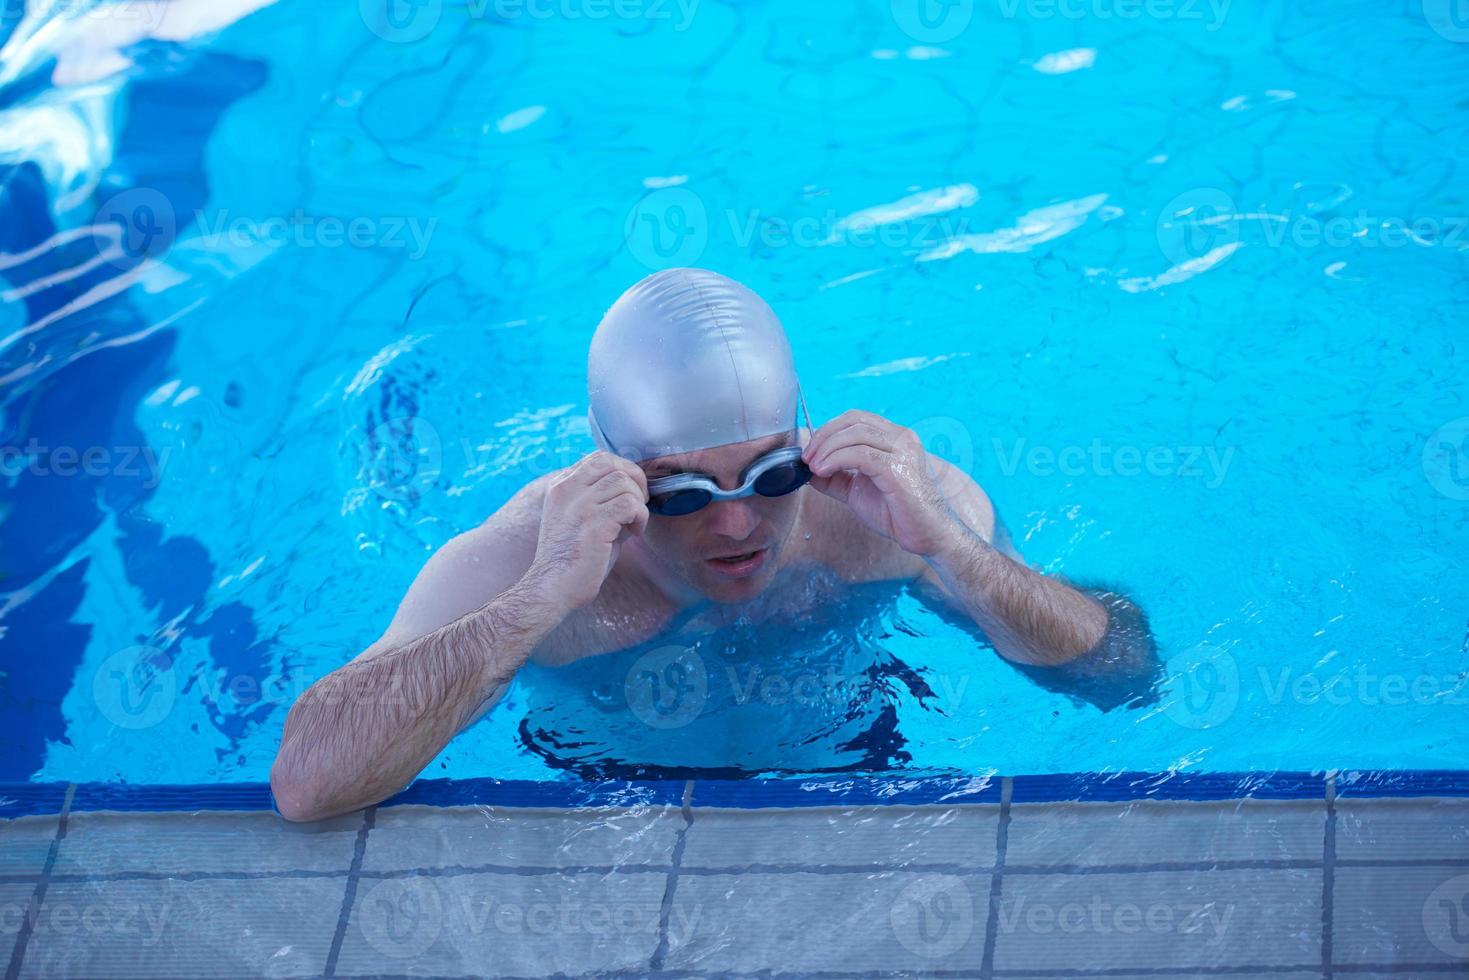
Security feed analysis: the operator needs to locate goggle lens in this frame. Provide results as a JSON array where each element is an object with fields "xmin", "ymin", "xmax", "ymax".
[
  {"xmin": 752, "ymin": 459, "xmax": 811, "ymax": 498},
  {"xmin": 649, "ymin": 489, "xmax": 713, "ymax": 516}
]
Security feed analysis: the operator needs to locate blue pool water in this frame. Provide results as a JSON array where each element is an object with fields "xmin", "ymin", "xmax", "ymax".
[{"xmin": 1, "ymin": 0, "xmax": 1466, "ymax": 786}]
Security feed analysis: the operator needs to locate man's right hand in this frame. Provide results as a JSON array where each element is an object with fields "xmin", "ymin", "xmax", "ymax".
[{"xmin": 531, "ymin": 452, "xmax": 650, "ymax": 609}]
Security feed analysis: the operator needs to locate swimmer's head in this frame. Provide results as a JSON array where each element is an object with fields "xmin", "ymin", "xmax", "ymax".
[
  {"xmin": 587, "ymin": 268, "xmax": 805, "ymax": 463},
  {"xmin": 587, "ymin": 268, "xmax": 810, "ymax": 602}
]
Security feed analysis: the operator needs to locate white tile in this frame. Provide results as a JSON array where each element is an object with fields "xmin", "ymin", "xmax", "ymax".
[
  {"xmin": 993, "ymin": 868, "xmax": 1322, "ymax": 971},
  {"xmin": 0, "ymin": 815, "xmax": 60, "ymax": 876},
  {"xmin": 1333, "ymin": 864, "xmax": 1469, "ymax": 965},
  {"xmin": 665, "ymin": 871, "xmax": 990, "ymax": 973},
  {"xmin": 54, "ymin": 810, "xmax": 361, "ymax": 876},
  {"xmin": 681, "ymin": 805, "xmax": 999, "ymax": 869},
  {"xmin": 333, "ymin": 871, "xmax": 666, "ymax": 977},
  {"xmin": 1007, "ymin": 799, "xmax": 1325, "ymax": 867},
  {"xmin": 1335, "ymin": 797, "xmax": 1469, "ymax": 862},
  {"xmin": 363, "ymin": 804, "xmax": 681, "ymax": 872},
  {"xmin": 17, "ymin": 877, "xmax": 344, "ymax": 979}
]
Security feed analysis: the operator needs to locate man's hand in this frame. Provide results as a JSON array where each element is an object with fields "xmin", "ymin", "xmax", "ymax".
[
  {"xmin": 802, "ymin": 409, "xmax": 957, "ymax": 558},
  {"xmin": 532, "ymin": 451, "xmax": 650, "ymax": 609}
]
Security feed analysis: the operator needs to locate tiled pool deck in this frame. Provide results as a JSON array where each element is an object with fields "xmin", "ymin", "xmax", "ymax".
[{"xmin": 2, "ymin": 772, "xmax": 1467, "ymax": 979}]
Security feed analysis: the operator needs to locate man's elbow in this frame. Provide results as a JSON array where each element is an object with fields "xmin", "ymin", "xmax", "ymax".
[
  {"xmin": 271, "ymin": 757, "xmax": 329, "ymax": 823},
  {"xmin": 269, "ymin": 738, "xmax": 365, "ymax": 823}
]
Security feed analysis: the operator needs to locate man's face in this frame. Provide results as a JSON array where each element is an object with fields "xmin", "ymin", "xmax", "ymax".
[{"xmin": 638, "ymin": 431, "xmax": 805, "ymax": 604}]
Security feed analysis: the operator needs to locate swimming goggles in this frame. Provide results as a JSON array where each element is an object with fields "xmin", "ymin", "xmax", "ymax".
[{"xmin": 646, "ymin": 445, "xmax": 813, "ymax": 516}]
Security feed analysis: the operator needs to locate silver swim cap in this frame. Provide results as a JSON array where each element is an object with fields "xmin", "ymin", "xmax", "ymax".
[{"xmin": 587, "ymin": 268, "xmax": 807, "ymax": 462}]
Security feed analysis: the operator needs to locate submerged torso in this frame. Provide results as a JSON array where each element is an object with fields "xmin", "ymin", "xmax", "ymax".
[{"xmin": 516, "ymin": 570, "xmax": 929, "ymax": 777}]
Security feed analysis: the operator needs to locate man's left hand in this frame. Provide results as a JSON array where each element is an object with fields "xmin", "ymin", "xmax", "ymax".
[{"xmin": 802, "ymin": 409, "xmax": 957, "ymax": 558}]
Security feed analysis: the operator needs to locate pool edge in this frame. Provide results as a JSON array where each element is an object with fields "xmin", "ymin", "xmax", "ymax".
[{"xmin": 2, "ymin": 768, "xmax": 1466, "ymax": 819}]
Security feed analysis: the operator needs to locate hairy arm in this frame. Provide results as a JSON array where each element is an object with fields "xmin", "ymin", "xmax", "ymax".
[
  {"xmin": 270, "ymin": 482, "xmax": 559, "ymax": 822},
  {"xmin": 915, "ymin": 458, "xmax": 1159, "ymax": 701}
]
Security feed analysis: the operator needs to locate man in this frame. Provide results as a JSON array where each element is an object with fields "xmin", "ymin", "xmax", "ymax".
[{"xmin": 271, "ymin": 268, "xmax": 1154, "ymax": 822}]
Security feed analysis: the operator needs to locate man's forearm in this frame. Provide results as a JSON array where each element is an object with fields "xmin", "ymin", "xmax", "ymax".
[
  {"xmin": 925, "ymin": 524, "xmax": 1109, "ymax": 667},
  {"xmin": 270, "ymin": 566, "xmax": 568, "ymax": 821}
]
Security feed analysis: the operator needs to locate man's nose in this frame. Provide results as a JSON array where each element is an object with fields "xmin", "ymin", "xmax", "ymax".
[{"xmin": 703, "ymin": 498, "xmax": 760, "ymax": 539}]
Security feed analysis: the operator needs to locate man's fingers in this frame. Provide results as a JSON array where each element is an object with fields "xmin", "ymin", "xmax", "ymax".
[
  {"xmin": 806, "ymin": 412, "xmax": 900, "ymax": 464},
  {"xmin": 590, "ymin": 468, "xmax": 644, "ymax": 502},
  {"xmin": 809, "ymin": 423, "xmax": 900, "ymax": 471},
  {"xmin": 810, "ymin": 444, "xmax": 902, "ymax": 492},
  {"xmin": 574, "ymin": 452, "xmax": 648, "ymax": 496}
]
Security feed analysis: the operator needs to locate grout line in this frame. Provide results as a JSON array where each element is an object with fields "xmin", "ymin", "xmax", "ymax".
[
  {"xmin": 4, "ymin": 783, "xmax": 74, "ymax": 980},
  {"xmin": 649, "ymin": 780, "xmax": 695, "ymax": 972},
  {"xmin": 20, "ymin": 853, "xmax": 1412, "ymax": 889},
  {"xmin": 330, "ymin": 963, "xmax": 1346, "ymax": 979},
  {"xmin": 980, "ymin": 776, "xmax": 1012, "ymax": 979},
  {"xmin": 1321, "ymin": 773, "xmax": 1336, "ymax": 980},
  {"xmin": 323, "ymin": 806, "xmax": 376, "ymax": 978}
]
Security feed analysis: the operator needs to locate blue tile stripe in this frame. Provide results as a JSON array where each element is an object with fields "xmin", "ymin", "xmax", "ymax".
[{"xmin": 0, "ymin": 769, "xmax": 1465, "ymax": 819}]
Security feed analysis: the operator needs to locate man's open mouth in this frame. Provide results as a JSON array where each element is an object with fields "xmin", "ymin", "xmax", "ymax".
[{"xmin": 705, "ymin": 547, "xmax": 770, "ymax": 577}]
